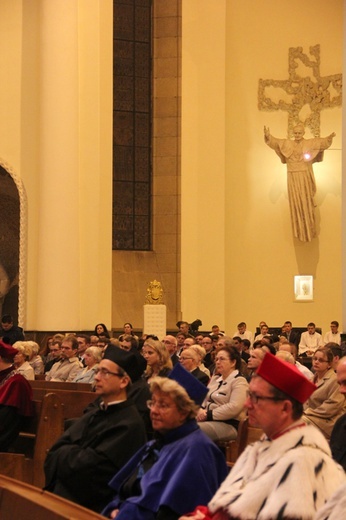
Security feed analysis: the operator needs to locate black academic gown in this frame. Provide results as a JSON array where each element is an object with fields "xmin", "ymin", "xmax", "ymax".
[
  {"xmin": 44, "ymin": 399, "xmax": 147, "ymax": 512},
  {"xmin": 330, "ymin": 413, "xmax": 346, "ymax": 471}
]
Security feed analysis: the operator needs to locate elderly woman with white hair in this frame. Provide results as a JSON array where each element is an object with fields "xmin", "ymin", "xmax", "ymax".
[
  {"xmin": 13, "ymin": 341, "xmax": 35, "ymax": 380},
  {"xmin": 102, "ymin": 364, "xmax": 228, "ymax": 520},
  {"xmin": 72, "ymin": 346, "xmax": 102, "ymax": 384}
]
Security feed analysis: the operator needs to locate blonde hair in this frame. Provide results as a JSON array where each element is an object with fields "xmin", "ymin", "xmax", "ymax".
[
  {"xmin": 149, "ymin": 376, "xmax": 199, "ymax": 419},
  {"xmin": 143, "ymin": 338, "xmax": 172, "ymax": 377},
  {"xmin": 26, "ymin": 340, "xmax": 40, "ymax": 356},
  {"xmin": 13, "ymin": 341, "xmax": 33, "ymax": 361}
]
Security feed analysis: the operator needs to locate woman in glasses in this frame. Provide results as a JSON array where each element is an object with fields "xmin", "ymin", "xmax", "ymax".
[
  {"xmin": 102, "ymin": 364, "xmax": 228, "ymax": 520},
  {"xmin": 196, "ymin": 346, "xmax": 248, "ymax": 442},
  {"xmin": 302, "ymin": 346, "xmax": 346, "ymax": 439}
]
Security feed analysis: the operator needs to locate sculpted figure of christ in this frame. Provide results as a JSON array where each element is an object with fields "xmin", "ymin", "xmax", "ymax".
[{"xmin": 264, "ymin": 124, "xmax": 335, "ymax": 242}]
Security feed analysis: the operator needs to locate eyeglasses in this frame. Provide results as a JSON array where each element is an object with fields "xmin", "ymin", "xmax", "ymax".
[
  {"xmin": 180, "ymin": 356, "xmax": 193, "ymax": 361},
  {"xmin": 147, "ymin": 400, "xmax": 172, "ymax": 411},
  {"xmin": 312, "ymin": 357, "xmax": 328, "ymax": 363},
  {"xmin": 247, "ymin": 391, "xmax": 285, "ymax": 404},
  {"xmin": 94, "ymin": 367, "xmax": 124, "ymax": 378}
]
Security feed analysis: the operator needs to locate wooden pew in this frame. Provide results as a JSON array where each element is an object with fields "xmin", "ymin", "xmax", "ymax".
[
  {"xmin": 217, "ymin": 417, "xmax": 264, "ymax": 468},
  {"xmin": 30, "ymin": 388, "xmax": 97, "ymax": 427},
  {"xmin": 1, "ymin": 388, "xmax": 97, "ymax": 488},
  {"xmin": 29, "ymin": 380, "xmax": 96, "ymax": 428},
  {"xmin": 0, "ymin": 393, "xmax": 63, "ymax": 488},
  {"xmin": 0, "ymin": 474, "xmax": 106, "ymax": 520},
  {"xmin": 0, "ymin": 379, "xmax": 98, "ymax": 488},
  {"xmin": 29, "ymin": 380, "xmax": 95, "ymax": 424},
  {"xmin": 29, "ymin": 380, "xmax": 92, "ymax": 392}
]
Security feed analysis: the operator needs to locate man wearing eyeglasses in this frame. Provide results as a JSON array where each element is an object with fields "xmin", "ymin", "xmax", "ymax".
[
  {"xmin": 181, "ymin": 353, "xmax": 345, "ymax": 520},
  {"xmin": 45, "ymin": 335, "xmax": 82, "ymax": 382},
  {"xmin": 44, "ymin": 347, "xmax": 147, "ymax": 513},
  {"xmin": 162, "ymin": 335, "xmax": 179, "ymax": 366}
]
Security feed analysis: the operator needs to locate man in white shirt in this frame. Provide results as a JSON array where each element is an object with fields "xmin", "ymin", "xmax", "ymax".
[
  {"xmin": 299, "ymin": 322, "xmax": 322, "ymax": 356},
  {"xmin": 232, "ymin": 322, "xmax": 253, "ymax": 346},
  {"xmin": 323, "ymin": 321, "xmax": 341, "ymax": 346}
]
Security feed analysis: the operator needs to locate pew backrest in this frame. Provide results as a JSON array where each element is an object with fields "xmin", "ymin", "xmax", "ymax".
[
  {"xmin": 29, "ymin": 388, "xmax": 96, "ymax": 423},
  {"xmin": 0, "ymin": 474, "xmax": 106, "ymax": 520},
  {"xmin": 29, "ymin": 380, "xmax": 92, "ymax": 392},
  {"xmin": 0, "ymin": 393, "xmax": 63, "ymax": 488}
]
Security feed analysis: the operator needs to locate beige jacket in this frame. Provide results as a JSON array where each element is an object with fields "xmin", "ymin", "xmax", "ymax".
[
  {"xmin": 303, "ymin": 368, "xmax": 346, "ymax": 439},
  {"xmin": 45, "ymin": 356, "xmax": 82, "ymax": 382}
]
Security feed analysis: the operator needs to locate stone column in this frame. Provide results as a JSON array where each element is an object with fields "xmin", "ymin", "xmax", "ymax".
[{"xmin": 34, "ymin": 0, "xmax": 112, "ymax": 330}]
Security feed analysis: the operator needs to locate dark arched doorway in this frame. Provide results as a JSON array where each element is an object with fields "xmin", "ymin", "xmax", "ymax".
[{"xmin": 0, "ymin": 165, "xmax": 20, "ymax": 323}]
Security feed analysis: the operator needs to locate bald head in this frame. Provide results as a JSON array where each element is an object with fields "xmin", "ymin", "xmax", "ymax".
[
  {"xmin": 336, "ymin": 357, "xmax": 346, "ymax": 395},
  {"xmin": 279, "ymin": 344, "xmax": 291, "ymax": 354},
  {"xmin": 279, "ymin": 342, "xmax": 297, "ymax": 359}
]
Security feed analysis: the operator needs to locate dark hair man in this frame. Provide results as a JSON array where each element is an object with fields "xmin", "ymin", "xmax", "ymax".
[
  {"xmin": 44, "ymin": 347, "xmax": 147, "ymax": 512},
  {"xmin": 45, "ymin": 335, "xmax": 82, "ymax": 382},
  {"xmin": 0, "ymin": 314, "xmax": 24, "ymax": 345}
]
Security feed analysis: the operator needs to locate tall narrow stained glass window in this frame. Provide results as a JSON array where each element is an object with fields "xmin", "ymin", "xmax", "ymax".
[{"xmin": 113, "ymin": 0, "xmax": 152, "ymax": 250}]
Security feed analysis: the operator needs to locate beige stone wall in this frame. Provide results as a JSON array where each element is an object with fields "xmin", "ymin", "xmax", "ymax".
[
  {"xmin": 0, "ymin": 0, "xmax": 113, "ymax": 331},
  {"xmin": 181, "ymin": 0, "xmax": 343, "ymax": 335},
  {"xmin": 112, "ymin": 0, "xmax": 182, "ymax": 333}
]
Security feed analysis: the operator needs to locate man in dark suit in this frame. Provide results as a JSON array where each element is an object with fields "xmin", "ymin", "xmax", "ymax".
[
  {"xmin": 44, "ymin": 348, "xmax": 147, "ymax": 512},
  {"xmin": 163, "ymin": 335, "xmax": 179, "ymax": 366},
  {"xmin": 179, "ymin": 347, "xmax": 209, "ymax": 386},
  {"xmin": 232, "ymin": 336, "xmax": 250, "ymax": 363},
  {"xmin": 0, "ymin": 314, "xmax": 24, "ymax": 345},
  {"xmin": 281, "ymin": 321, "xmax": 300, "ymax": 347}
]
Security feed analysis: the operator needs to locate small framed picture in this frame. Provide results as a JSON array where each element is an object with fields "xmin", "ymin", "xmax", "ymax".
[{"xmin": 294, "ymin": 275, "xmax": 313, "ymax": 301}]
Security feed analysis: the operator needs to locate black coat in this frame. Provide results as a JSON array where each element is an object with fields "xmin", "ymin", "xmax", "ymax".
[
  {"xmin": 44, "ymin": 399, "xmax": 147, "ymax": 512},
  {"xmin": 282, "ymin": 330, "xmax": 301, "ymax": 346},
  {"xmin": 330, "ymin": 413, "xmax": 346, "ymax": 471},
  {"xmin": 171, "ymin": 353, "xmax": 180, "ymax": 366},
  {"xmin": 191, "ymin": 367, "xmax": 209, "ymax": 386}
]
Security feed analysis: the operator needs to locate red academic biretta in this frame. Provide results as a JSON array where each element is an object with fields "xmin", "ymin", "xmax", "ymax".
[
  {"xmin": 257, "ymin": 352, "xmax": 316, "ymax": 403},
  {"xmin": 0, "ymin": 340, "xmax": 18, "ymax": 359}
]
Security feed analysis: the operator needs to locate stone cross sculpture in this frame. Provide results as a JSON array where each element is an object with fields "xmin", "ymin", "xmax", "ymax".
[{"xmin": 264, "ymin": 124, "xmax": 335, "ymax": 242}]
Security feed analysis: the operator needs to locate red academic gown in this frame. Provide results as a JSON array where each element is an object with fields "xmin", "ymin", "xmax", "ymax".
[{"xmin": 0, "ymin": 365, "xmax": 33, "ymax": 451}]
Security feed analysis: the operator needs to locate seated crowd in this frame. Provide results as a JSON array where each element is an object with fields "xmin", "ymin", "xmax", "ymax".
[{"xmin": 0, "ymin": 316, "xmax": 346, "ymax": 519}]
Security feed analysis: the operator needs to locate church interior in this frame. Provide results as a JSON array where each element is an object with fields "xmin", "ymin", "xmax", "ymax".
[{"xmin": 0, "ymin": 0, "xmax": 344, "ymax": 339}]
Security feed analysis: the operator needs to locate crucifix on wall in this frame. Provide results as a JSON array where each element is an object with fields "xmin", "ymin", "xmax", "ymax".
[{"xmin": 258, "ymin": 45, "xmax": 341, "ymax": 242}]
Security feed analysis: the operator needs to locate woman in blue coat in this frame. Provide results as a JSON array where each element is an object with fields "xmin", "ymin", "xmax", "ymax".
[{"xmin": 102, "ymin": 364, "xmax": 228, "ymax": 520}]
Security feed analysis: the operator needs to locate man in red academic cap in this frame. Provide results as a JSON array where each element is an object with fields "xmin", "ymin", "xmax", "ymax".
[
  {"xmin": 0, "ymin": 340, "xmax": 33, "ymax": 451},
  {"xmin": 180, "ymin": 352, "xmax": 345, "ymax": 520}
]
